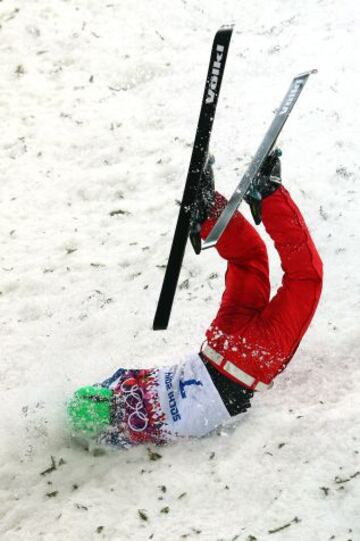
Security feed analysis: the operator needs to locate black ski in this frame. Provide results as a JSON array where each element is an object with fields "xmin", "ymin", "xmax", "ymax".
[
  {"xmin": 153, "ymin": 25, "xmax": 233, "ymax": 330},
  {"xmin": 202, "ymin": 69, "xmax": 317, "ymax": 250}
]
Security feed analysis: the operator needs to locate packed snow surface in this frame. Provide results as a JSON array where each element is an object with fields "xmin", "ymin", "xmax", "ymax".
[{"xmin": 1, "ymin": 0, "xmax": 359, "ymax": 539}]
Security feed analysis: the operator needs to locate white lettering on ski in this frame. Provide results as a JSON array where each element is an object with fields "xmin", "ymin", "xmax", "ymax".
[
  {"xmin": 206, "ymin": 44, "xmax": 225, "ymax": 104},
  {"xmin": 278, "ymin": 81, "xmax": 302, "ymax": 116}
]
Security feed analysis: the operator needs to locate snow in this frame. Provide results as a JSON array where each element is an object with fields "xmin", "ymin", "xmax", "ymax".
[{"xmin": 0, "ymin": 0, "xmax": 359, "ymax": 539}]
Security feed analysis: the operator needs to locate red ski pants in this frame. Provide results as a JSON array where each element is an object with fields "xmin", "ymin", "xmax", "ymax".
[{"xmin": 200, "ymin": 186, "xmax": 323, "ymax": 388}]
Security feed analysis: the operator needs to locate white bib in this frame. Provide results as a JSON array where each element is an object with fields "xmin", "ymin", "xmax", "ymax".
[{"xmin": 99, "ymin": 353, "xmax": 231, "ymax": 447}]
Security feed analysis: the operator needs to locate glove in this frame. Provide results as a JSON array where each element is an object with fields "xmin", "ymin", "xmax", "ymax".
[{"xmin": 244, "ymin": 148, "xmax": 282, "ymax": 225}]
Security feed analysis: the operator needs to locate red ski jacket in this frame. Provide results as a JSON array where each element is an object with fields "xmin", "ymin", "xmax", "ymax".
[{"xmin": 200, "ymin": 186, "xmax": 323, "ymax": 390}]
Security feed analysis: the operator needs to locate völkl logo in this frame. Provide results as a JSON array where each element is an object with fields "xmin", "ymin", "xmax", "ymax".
[{"xmin": 206, "ymin": 44, "xmax": 225, "ymax": 104}]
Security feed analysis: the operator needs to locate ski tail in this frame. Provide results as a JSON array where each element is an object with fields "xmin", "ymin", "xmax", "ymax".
[
  {"xmin": 202, "ymin": 69, "xmax": 317, "ymax": 250},
  {"xmin": 153, "ymin": 25, "xmax": 234, "ymax": 331}
]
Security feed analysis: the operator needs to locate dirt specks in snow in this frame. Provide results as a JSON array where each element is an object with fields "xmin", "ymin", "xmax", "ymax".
[
  {"xmin": 40, "ymin": 456, "xmax": 57, "ymax": 476},
  {"xmin": 268, "ymin": 516, "xmax": 301, "ymax": 534},
  {"xmin": 109, "ymin": 208, "xmax": 130, "ymax": 216},
  {"xmin": 46, "ymin": 490, "xmax": 58, "ymax": 498},
  {"xmin": 138, "ymin": 509, "xmax": 149, "ymax": 521},
  {"xmin": 319, "ymin": 206, "xmax": 329, "ymax": 220},
  {"xmin": 336, "ymin": 166, "xmax": 353, "ymax": 179},
  {"xmin": 15, "ymin": 64, "xmax": 25, "ymax": 77},
  {"xmin": 74, "ymin": 503, "xmax": 88, "ymax": 511},
  {"xmin": 334, "ymin": 471, "xmax": 360, "ymax": 485},
  {"xmin": 147, "ymin": 448, "xmax": 162, "ymax": 461}
]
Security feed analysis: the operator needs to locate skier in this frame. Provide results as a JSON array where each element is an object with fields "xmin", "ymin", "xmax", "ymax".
[{"xmin": 67, "ymin": 152, "xmax": 323, "ymax": 448}]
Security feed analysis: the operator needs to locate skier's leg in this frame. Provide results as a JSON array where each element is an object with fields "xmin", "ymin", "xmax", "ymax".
[
  {"xmin": 201, "ymin": 192, "xmax": 270, "ymax": 334},
  {"xmin": 203, "ymin": 186, "xmax": 323, "ymax": 388},
  {"xmin": 244, "ymin": 152, "xmax": 323, "ymax": 367},
  {"xmin": 258, "ymin": 186, "xmax": 323, "ymax": 362}
]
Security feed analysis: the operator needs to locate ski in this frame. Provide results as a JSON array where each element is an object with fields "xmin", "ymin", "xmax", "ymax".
[
  {"xmin": 153, "ymin": 25, "xmax": 234, "ymax": 331},
  {"xmin": 202, "ymin": 69, "xmax": 317, "ymax": 250}
]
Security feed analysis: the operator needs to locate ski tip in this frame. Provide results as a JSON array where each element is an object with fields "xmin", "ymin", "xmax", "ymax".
[
  {"xmin": 220, "ymin": 23, "xmax": 235, "ymax": 31},
  {"xmin": 217, "ymin": 23, "xmax": 234, "ymax": 36},
  {"xmin": 295, "ymin": 69, "xmax": 318, "ymax": 79}
]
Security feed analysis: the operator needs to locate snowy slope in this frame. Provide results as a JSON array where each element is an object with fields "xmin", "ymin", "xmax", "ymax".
[{"xmin": 0, "ymin": 0, "xmax": 359, "ymax": 539}]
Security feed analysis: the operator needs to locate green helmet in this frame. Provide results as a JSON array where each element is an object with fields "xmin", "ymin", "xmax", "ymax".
[{"xmin": 67, "ymin": 386, "xmax": 113, "ymax": 436}]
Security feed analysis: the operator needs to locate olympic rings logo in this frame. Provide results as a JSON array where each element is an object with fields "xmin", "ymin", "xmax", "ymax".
[{"xmin": 120, "ymin": 380, "xmax": 149, "ymax": 433}]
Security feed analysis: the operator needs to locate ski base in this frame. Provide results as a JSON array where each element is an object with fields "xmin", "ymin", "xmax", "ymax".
[{"xmin": 202, "ymin": 69, "xmax": 317, "ymax": 251}]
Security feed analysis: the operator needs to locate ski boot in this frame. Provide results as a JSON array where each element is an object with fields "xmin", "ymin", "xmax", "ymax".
[
  {"xmin": 189, "ymin": 154, "xmax": 215, "ymax": 254},
  {"xmin": 245, "ymin": 148, "xmax": 282, "ymax": 225}
]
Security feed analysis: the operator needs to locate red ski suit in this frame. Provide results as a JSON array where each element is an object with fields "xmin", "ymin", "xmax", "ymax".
[{"xmin": 200, "ymin": 186, "xmax": 323, "ymax": 391}]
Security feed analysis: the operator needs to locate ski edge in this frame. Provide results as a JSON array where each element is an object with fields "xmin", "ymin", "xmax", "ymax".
[{"xmin": 152, "ymin": 25, "xmax": 234, "ymax": 330}]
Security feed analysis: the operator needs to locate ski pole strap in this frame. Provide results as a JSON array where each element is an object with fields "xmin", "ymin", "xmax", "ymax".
[{"xmin": 201, "ymin": 344, "xmax": 272, "ymax": 392}]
